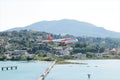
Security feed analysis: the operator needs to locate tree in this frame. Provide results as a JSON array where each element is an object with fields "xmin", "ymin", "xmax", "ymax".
[
  {"xmin": 19, "ymin": 55, "xmax": 27, "ymax": 60},
  {"xmin": 36, "ymin": 50, "xmax": 47, "ymax": 57},
  {"xmin": 86, "ymin": 52, "xmax": 95, "ymax": 58}
]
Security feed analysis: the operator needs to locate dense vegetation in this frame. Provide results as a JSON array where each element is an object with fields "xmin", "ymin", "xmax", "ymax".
[{"xmin": 0, "ymin": 30, "xmax": 120, "ymax": 61}]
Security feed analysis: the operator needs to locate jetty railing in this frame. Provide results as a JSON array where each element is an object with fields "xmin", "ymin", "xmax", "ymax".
[{"xmin": 1, "ymin": 66, "xmax": 17, "ymax": 71}]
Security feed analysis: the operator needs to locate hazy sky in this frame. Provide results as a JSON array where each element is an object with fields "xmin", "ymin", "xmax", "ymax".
[{"xmin": 0, "ymin": 0, "xmax": 120, "ymax": 32}]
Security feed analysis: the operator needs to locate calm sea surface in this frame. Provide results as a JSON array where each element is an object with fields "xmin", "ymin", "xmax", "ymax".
[
  {"xmin": 0, "ymin": 61, "xmax": 52, "ymax": 80},
  {"xmin": 45, "ymin": 60, "xmax": 120, "ymax": 80},
  {"xmin": 0, "ymin": 60, "xmax": 120, "ymax": 80}
]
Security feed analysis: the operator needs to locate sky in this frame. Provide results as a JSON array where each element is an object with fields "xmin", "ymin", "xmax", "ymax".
[{"xmin": 0, "ymin": 0, "xmax": 120, "ymax": 32}]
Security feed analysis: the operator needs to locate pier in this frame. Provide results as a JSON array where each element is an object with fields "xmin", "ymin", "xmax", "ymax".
[
  {"xmin": 1, "ymin": 66, "xmax": 17, "ymax": 71},
  {"xmin": 38, "ymin": 61, "xmax": 56, "ymax": 80}
]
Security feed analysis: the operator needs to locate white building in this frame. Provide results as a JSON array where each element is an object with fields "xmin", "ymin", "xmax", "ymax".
[
  {"xmin": 3, "ymin": 50, "xmax": 28, "ymax": 56},
  {"xmin": 74, "ymin": 53, "xmax": 86, "ymax": 58}
]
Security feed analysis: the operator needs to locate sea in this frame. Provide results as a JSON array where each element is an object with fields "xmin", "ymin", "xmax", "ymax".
[
  {"xmin": 0, "ymin": 61, "xmax": 52, "ymax": 80},
  {"xmin": 0, "ymin": 60, "xmax": 120, "ymax": 80}
]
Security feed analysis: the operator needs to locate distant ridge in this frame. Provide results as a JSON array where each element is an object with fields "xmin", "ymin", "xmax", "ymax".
[{"xmin": 7, "ymin": 19, "xmax": 120, "ymax": 38}]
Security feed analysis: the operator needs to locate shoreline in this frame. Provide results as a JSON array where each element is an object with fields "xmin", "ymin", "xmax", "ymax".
[{"xmin": 0, "ymin": 58, "xmax": 120, "ymax": 65}]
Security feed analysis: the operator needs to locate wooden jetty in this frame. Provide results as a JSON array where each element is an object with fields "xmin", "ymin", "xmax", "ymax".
[
  {"xmin": 38, "ymin": 61, "xmax": 56, "ymax": 80},
  {"xmin": 1, "ymin": 66, "xmax": 17, "ymax": 71}
]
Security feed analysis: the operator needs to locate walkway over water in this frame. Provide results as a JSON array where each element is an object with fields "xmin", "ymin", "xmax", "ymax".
[{"xmin": 38, "ymin": 61, "xmax": 56, "ymax": 80}]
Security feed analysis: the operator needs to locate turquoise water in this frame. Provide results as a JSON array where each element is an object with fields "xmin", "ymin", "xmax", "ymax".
[
  {"xmin": 0, "ymin": 60, "xmax": 120, "ymax": 80},
  {"xmin": 45, "ymin": 60, "xmax": 120, "ymax": 80},
  {"xmin": 0, "ymin": 61, "xmax": 52, "ymax": 80}
]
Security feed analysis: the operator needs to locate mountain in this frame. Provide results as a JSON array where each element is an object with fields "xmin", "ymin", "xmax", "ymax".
[{"xmin": 8, "ymin": 19, "xmax": 120, "ymax": 38}]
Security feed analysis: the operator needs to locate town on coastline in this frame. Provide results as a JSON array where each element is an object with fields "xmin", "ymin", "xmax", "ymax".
[{"xmin": 0, "ymin": 30, "xmax": 120, "ymax": 61}]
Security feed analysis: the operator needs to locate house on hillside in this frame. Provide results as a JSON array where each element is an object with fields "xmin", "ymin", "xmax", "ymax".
[
  {"xmin": 3, "ymin": 50, "xmax": 28, "ymax": 56},
  {"xmin": 46, "ymin": 52, "xmax": 53, "ymax": 57},
  {"xmin": 53, "ymin": 46, "xmax": 73, "ymax": 55},
  {"xmin": 74, "ymin": 53, "xmax": 86, "ymax": 58},
  {"xmin": 102, "ymin": 48, "xmax": 119, "ymax": 55},
  {"xmin": 62, "ymin": 50, "xmax": 70, "ymax": 55}
]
